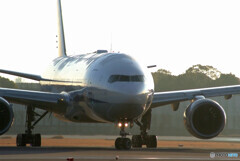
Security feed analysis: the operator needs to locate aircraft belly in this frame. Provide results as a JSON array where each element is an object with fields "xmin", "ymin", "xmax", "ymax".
[
  {"xmin": 80, "ymin": 102, "xmax": 110, "ymax": 123},
  {"xmin": 92, "ymin": 101, "xmax": 144, "ymax": 122},
  {"xmin": 89, "ymin": 90, "xmax": 147, "ymax": 122},
  {"xmin": 53, "ymin": 112, "xmax": 103, "ymax": 123}
]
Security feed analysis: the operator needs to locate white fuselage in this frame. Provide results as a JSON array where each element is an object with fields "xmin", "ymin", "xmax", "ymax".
[{"xmin": 41, "ymin": 52, "xmax": 154, "ymax": 123}]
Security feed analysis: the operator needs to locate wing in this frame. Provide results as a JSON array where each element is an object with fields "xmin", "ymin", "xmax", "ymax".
[
  {"xmin": 151, "ymin": 85, "xmax": 240, "ymax": 109},
  {"xmin": 0, "ymin": 69, "xmax": 51, "ymax": 81},
  {"xmin": 0, "ymin": 87, "xmax": 69, "ymax": 113},
  {"xmin": 0, "ymin": 69, "xmax": 76, "ymax": 83}
]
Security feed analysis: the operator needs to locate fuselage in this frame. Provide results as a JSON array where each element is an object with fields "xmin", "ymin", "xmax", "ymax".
[{"xmin": 41, "ymin": 52, "xmax": 154, "ymax": 123}]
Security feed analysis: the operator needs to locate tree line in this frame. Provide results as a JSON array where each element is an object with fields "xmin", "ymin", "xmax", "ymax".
[
  {"xmin": 0, "ymin": 77, "xmax": 41, "ymax": 90},
  {"xmin": 0, "ymin": 64, "xmax": 239, "ymax": 92},
  {"xmin": 152, "ymin": 64, "xmax": 240, "ymax": 92}
]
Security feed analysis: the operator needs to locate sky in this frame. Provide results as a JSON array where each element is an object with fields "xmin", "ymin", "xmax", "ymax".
[{"xmin": 0, "ymin": 0, "xmax": 240, "ymax": 82}]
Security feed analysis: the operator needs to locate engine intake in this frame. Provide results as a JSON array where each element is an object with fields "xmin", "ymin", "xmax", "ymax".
[
  {"xmin": 0, "ymin": 97, "xmax": 14, "ymax": 135},
  {"xmin": 184, "ymin": 98, "xmax": 226, "ymax": 139}
]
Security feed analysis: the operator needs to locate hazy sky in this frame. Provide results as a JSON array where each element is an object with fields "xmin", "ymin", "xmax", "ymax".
[{"xmin": 0, "ymin": 0, "xmax": 240, "ymax": 81}]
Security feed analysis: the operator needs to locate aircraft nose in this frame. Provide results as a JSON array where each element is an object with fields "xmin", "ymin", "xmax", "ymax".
[
  {"xmin": 106, "ymin": 83, "xmax": 153, "ymax": 121},
  {"xmin": 97, "ymin": 53, "xmax": 154, "ymax": 121}
]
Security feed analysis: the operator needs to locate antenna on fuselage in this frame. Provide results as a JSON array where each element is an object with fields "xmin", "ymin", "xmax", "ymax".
[{"xmin": 57, "ymin": 0, "xmax": 67, "ymax": 57}]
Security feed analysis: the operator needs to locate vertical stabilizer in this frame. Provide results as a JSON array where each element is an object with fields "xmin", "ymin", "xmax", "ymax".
[{"xmin": 57, "ymin": 0, "xmax": 67, "ymax": 57}]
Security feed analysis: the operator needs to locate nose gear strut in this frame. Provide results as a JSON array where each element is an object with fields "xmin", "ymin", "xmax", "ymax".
[{"xmin": 115, "ymin": 121, "xmax": 132, "ymax": 150}]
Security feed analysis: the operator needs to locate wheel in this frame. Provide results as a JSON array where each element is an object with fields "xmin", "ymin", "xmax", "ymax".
[
  {"xmin": 115, "ymin": 138, "xmax": 132, "ymax": 150},
  {"xmin": 16, "ymin": 134, "xmax": 26, "ymax": 147},
  {"xmin": 32, "ymin": 134, "xmax": 41, "ymax": 147},
  {"xmin": 132, "ymin": 135, "xmax": 142, "ymax": 148},
  {"xmin": 146, "ymin": 135, "xmax": 157, "ymax": 148},
  {"xmin": 122, "ymin": 138, "xmax": 132, "ymax": 150},
  {"xmin": 115, "ymin": 138, "xmax": 123, "ymax": 150}
]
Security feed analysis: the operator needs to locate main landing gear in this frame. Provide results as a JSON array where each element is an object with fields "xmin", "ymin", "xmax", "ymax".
[
  {"xmin": 16, "ymin": 106, "xmax": 48, "ymax": 147},
  {"xmin": 132, "ymin": 109, "xmax": 157, "ymax": 148},
  {"xmin": 115, "ymin": 109, "xmax": 157, "ymax": 150}
]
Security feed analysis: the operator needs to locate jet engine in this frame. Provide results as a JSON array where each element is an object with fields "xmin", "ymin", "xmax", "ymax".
[
  {"xmin": 184, "ymin": 98, "xmax": 226, "ymax": 139},
  {"xmin": 0, "ymin": 97, "xmax": 14, "ymax": 135}
]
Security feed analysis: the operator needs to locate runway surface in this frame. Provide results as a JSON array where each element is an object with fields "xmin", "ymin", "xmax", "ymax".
[
  {"xmin": 2, "ymin": 147, "xmax": 240, "ymax": 161},
  {"xmin": 1, "ymin": 136, "xmax": 240, "ymax": 161}
]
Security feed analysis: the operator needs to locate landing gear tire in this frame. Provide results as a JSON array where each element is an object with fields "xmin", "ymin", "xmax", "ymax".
[
  {"xmin": 115, "ymin": 138, "xmax": 123, "ymax": 150},
  {"xmin": 146, "ymin": 135, "xmax": 157, "ymax": 148},
  {"xmin": 32, "ymin": 134, "xmax": 41, "ymax": 147},
  {"xmin": 17, "ymin": 134, "xmax": 26, "ymax": 147},
  {"xmin": 132, "ymin": 135, "xmax": 142, "ymax": 148},
  {"xmin": 115, "ymin": 138, "xmax": 132, "ymax": 150},
  {"xmin": 16, "ymin": 133, "xmax": 41, "ymax": 147},
  {"xmin": 123, "ymin": 138, "xmax": 132, "ymax": 150},
  {"xmin": 132, "ymin": 135, "xmax": 157, "ymax": 148}
]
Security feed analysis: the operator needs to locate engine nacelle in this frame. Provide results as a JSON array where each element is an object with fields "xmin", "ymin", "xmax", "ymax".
[
  {"xmin": 0, "ymin": 97, "xmax": 14, "ymax": 135},
  {"xmin": 184, "ymin": 98, "xmax": 226, "ymax": 139}
]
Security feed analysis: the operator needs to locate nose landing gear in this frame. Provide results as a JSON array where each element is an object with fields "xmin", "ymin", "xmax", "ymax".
[{"xmin": 115, "ymin": 122, "xmax": 132, "ymax": 150}]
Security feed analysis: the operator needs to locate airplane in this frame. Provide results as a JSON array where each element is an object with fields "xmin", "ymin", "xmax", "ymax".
[{"xmin": 1, "ymin": 0, "xmax": 240, "ymax": 150}]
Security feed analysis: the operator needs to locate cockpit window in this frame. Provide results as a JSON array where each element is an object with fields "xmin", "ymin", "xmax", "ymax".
[
  {"xmin": 119, "ymin": 75, "xmax": 130, "ymax": 82},
  {"xmin": 108, "ymin": 75, "xmax": 144, "ymax": 83}
]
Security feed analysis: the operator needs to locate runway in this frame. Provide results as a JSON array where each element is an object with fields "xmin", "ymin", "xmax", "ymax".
[
  {"xmin": 1, "ymin": 147, "xmax": 240, "ymax": 161},
  {"xmin": 1, "ymin": 136, "xmax": 240, "ymax": 161}
]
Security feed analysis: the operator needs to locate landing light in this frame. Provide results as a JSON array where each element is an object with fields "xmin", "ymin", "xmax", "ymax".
[
  {"xmin": 118, "ymin": 122, "xmax": 128, "ymax": 128},
  {"xmin": 118, "ymin": 123, "xmax": 122, "ymax": 127}
]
